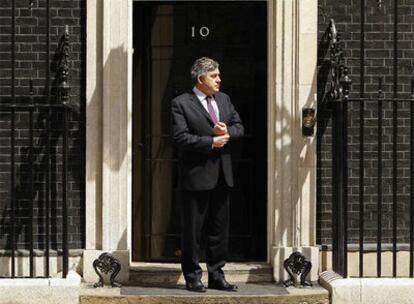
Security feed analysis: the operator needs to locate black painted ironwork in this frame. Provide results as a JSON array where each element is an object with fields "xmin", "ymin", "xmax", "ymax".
[
  {"xmin": 93, "ymin": 253, "xmax": 122, "ymax": 288},
  {"xmin": 29, "ymin": 81, "xmax": 34, "ymax": 278},
  {"xmin": 46, "ymin": 0, "xmax": 51, "ymax": 278},
  {"xmin": 377, "ymin": 78, "xmax": 383, "ymax": 278},
  {"xmin": 392, "ymin": 0, "xmax": 398, "ymax": 278},
  {"xmin": 377, "ymin": 0, "xmax": 383, "ymax": 8},
  {"xmin": 283, "ymin": 252, "xmax": 312, "ymax": 287},
  {"xmin": 58, "ymin": 25, "xmax": 71, "ymax": 280},
  {"xmin": 328, "ymin": 19, "xmax": 345, "ymax": 101},
  {"xmin": 58, "ymin": 26, "xmax": 71, "ymax": 105},
  {"xmin": 10, "ymin": 0, "xmax": 16, "ymax": 279},
  {"xmin": 10, "ymin": 109, "xmax": 16, "ymax": 278},
  {"xmin": 328, "ymin": 18, "xmax": 352, "ymax": 277},
  {"xmin": 359, "ymin": 0, "xmax": 365, "ymax": 279},
  {"xmin": 411, "ymin": 79, "xmax": 414, "ymax": 278},
  {"xmin": 327, "ymin": 2, "xmax": 414, "ymax": 277},
  {"xmin": 3, "ymin": 0, "xmax": 71, "ymax": 279}
]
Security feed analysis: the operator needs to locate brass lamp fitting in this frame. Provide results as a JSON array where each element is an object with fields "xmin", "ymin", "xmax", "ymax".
[{"xmin": 302, "ymin": 108, "xmax": 316, "ymax": 137}]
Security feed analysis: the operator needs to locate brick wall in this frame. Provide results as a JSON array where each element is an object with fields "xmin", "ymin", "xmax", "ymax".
[
  {"xmin": 0, "ymin": 0, "xmax": 85, "ymax": 250},
  {"xmin": 317, "ymin": 0, "xmax": 414, "ymax": 247}
]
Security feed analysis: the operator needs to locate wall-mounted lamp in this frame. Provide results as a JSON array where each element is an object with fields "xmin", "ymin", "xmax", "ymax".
[
  {"xmin": 302, "ymin": 108, "xmax": 316, "ymax": 137},
  {"xmin": 377, "ymin": 0, "xmax": 383, "ymax": 8}
]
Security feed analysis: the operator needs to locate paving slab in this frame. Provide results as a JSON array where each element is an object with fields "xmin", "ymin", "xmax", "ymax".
[{"xmin": 0, "ymin": 271, "xmax": 81, "ymax": 304}]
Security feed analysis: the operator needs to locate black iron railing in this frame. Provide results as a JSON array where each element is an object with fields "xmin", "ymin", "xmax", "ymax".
[
  {"xmin": 332, "ymin": 84, "xmax": 414, "ymax": 278},
  {"xmin": 1, "ymin": 0, "xmax": 71, "ymax": 278},
  {"xmin": 325, "ymin": 18, "xmax": 351, "ymax": 277},
  {"xmin": 0, "ymin": 103, "xmax": 70, "ymax": 279},
  {"xmin": 327, "ymin": 0, "xmax": 414, "ymax": 278},
  {"xmin": 332, "ymin": 83, "xmax": 414, "ymax": 277}
]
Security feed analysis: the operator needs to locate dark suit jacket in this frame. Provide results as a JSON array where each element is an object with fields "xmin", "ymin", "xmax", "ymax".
[{"xmin": 171, "ymin": 91, "xmax": 244, "ymax": 191}]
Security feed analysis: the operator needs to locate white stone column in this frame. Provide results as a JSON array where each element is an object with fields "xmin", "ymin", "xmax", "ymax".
[
  {"xmin": 268, "ymin": 0, "xmax": 319, "ymax": 282},
  {"xmin": 84, "ymin": 0, "xmax": 131, "ymax": 283}
]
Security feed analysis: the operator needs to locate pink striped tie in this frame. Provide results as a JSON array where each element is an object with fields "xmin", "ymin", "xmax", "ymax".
[{"xmin": 206, "ymin": 96, "xmax": 218, "ymax": 124}]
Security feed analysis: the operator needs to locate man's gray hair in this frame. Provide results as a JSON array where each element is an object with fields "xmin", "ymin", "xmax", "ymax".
[{"xmin": 190, "ymin": 57, "xmax": 219, "ymax": 84}]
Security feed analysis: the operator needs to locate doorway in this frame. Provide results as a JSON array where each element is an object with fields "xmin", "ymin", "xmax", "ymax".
[{"xmin": 132, "ymin": 1, "xmax": 267, "ymax": 262}]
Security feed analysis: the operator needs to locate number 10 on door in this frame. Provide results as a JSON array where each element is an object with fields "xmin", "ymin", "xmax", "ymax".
[{"xmin": 191, "ymin": 26, "xmax": 210, "ymax": 38}]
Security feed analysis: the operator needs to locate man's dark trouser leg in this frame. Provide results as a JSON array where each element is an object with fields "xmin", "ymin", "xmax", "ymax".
[
  {"xmin": 206, "ymin": 176, "xmax": 230, "ymax": 282},
  {"xmin": 181, "ymin": 190, "xmax": 208, "ymax": 283}
]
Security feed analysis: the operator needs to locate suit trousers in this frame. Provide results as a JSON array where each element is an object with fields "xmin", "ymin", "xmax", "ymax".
[{"xmin": 180, "ymin": 172, "xmax": 230, "ymax": 283}]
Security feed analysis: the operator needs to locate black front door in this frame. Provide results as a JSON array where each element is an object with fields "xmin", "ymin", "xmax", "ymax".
[{"xmin": 132, "ymin": 1, "xmax": 267, "ymax": 262}]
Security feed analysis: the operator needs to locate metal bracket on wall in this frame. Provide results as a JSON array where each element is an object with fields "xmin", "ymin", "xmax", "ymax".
[
  {"xmin": 58, "ymin": 25, "xmax": 71, "ymax": 105},
  {"xmin": 328, "ymin": 19, "xmax": 352, "ymax": 102},
  {"xmin": 377, "ymin": 0, "xmax": 383, "ymax": 8},
  {"xmin": 93, "ymin": 253, "xmax": 122, "ymax": 288},
  {"xmin": 283, "ymin": 252, "xmax": 312, "ymax": 288}
]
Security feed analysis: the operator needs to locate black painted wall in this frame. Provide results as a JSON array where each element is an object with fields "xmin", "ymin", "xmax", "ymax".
[
  {"xmin": 317, "ymin": 0, "xmax": 414, "ymax": 247},
  {"xmin": 0, "ymin": 0, "xmax": 85, "ymax": 250}
]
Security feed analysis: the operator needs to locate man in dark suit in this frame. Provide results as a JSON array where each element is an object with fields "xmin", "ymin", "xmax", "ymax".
[{"xmin": 171, "ymin": 57, "xmax": 244, "ymax": 292}]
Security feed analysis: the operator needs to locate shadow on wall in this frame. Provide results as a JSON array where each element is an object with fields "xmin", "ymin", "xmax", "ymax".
[
  {"xmin": 86, "ymin": 39, "xmax": 130, "ymax": 251},
  {"xmin": 0, "ymin": 28, "xmax": 85, "ymax": 277},
  {"xmin": 272, "ymin": 61, "xmax": 318, "ymax": 282},
  {"xmin": 84, "ymin": 0, "xmax": 131, "ymax": 252}
]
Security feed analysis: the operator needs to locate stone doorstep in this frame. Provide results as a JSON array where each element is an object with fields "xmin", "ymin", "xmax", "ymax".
[
  {"xmin": 79, "ymin": 283, "xmax": 329, "ymax": 304},
  {"xmin": 320, "ymin": 270, "xmax": 414, "ymax": 304},
  {"xmin": 128, "ymin": 262, "xmax": 274, "ymax": 285},
  {"xmin": 79, "ymin": 295, "xmax": 330, "ymax": 304}
]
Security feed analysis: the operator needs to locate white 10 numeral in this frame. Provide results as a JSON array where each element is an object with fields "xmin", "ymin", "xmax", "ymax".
[{"xmin": 191, "ymin": 26, "xmax": 210, "ymax": 38}]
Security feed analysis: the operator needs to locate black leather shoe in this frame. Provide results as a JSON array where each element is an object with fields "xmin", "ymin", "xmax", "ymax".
[
  {"xmin": 185, "ymin": 280, "xmax": 206, "ymax": 292},
  {"xmin": 208, "ymin": 279, "xmax": 238, "ymax": 291}
]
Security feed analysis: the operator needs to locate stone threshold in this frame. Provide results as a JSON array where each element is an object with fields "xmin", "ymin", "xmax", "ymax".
[
  {"xmin": 128, "ymin": 262, "xmax": 273, "ymax": 285},
  {"xmin": 320, "ymin": 270, "xmax": 414, "ymax": 304},
  {"xmin": 130, "ymin": 261, "xmax": 272, "ymax": 271},
  {"xmin": 80, "ymin": 282, "xmax": 329, "ymax": 304}
]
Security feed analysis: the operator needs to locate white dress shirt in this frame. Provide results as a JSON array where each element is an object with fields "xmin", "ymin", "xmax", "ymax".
[{"xmin": 193, "ymin": 86, "xmax": 220, "ymax": 121}]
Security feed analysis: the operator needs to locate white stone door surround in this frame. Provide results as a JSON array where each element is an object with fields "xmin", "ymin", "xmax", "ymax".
[{"xmin": 83, "ymin": 0, "xmax": 319, "ymax": 283}]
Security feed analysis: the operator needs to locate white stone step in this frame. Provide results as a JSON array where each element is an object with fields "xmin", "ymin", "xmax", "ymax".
[{"xmin": 128, "ymin": 262, "xmax": 273, "ymax": 285}]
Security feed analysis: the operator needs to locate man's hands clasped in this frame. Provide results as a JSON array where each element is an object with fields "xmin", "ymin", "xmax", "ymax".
[{"xmin": 212, "ymin": 122, "xmax": 229, "ymax": 148}]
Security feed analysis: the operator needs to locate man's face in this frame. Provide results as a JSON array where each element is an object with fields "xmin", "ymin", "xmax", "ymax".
[{"xmin": 198, "ymin": 68, "xmax": 221, "ymax": 95}]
